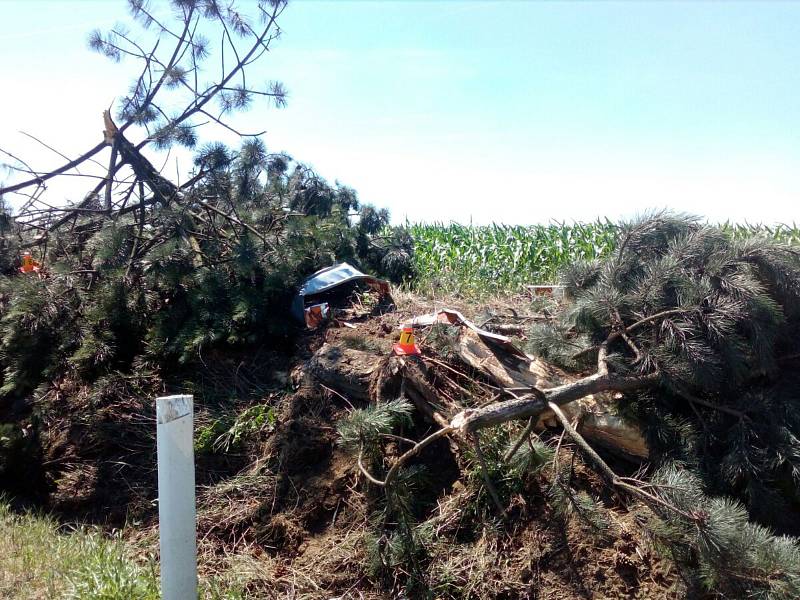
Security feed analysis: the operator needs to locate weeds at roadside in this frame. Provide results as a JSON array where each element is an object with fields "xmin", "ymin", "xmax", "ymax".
[
  {"xmin": 0, "ymin": 498, "xmax": 158, "ymax": 599},
  {"xmin": 0, "ymin": 497, "xmax": 254, "ymax": 599}
]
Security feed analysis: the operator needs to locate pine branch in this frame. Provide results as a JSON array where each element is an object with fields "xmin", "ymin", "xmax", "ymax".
[
  {"xmin": 0, "ymin": 142, "xmax": 107, "ymax": 195},
  {"xmin": 572, "ymin": 308, "xmax": 689, "ymax": 362},
  {"xmin": 547, "ymin": 401, "xmax": 703, "ymax": 524},
  {"xmin": 469, "ymin": 431, "xmax": 506, "ymax": 515}
]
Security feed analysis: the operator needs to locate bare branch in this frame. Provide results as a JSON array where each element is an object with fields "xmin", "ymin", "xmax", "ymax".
[
  {"xmin": 452, "ymin": 371, "xmax": 660, "ymax": 434},
  {"xmin": 547, "ymin": 401, "xmax": 703, "ymax": 524},
  {"xmin": 0, "ymin": 141, "xmax": 107, "ymax": 195}
]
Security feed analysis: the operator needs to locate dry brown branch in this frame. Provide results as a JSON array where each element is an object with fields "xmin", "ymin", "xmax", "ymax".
[
  {"xmin": 546, "ymin": 401, "xmax": 702, "ymax": 524},
  {"xmin": 0, "ymin": 141, "xmax": 107, "ymax": 196},
  {"xmin": 451, "ymin": 370, "xmax": 660, "ymax": 434}
]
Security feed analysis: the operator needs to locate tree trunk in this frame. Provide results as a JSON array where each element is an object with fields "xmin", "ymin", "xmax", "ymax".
[
  {"xmin": 452, "ymin": 372, "xmax": 658, "ymax": 441},
  {"xmin": 454, "ymin": 328, "xmax": 649, "ymax": 458},
  {"xmin": 306, "ymin": 343, "xmax": 380, "ymax": 402},
  {"xmin": 306, "ymin": 338, "xmax": 653, "ymax": 459}
]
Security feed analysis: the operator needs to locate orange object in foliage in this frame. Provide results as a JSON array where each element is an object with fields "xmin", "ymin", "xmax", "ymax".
[
  {"xmin": 19, "ymin": 253, "xmax": 41, "ymax": 274},
  {"xmin": 393, "ymin": 326, "xmax": 421, "ymax": 356}
]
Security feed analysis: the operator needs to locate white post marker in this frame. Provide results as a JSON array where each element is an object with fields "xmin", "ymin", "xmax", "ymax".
[{"xmin": 156, "ymin": 394, "xmax": 197, "ymax": 600}]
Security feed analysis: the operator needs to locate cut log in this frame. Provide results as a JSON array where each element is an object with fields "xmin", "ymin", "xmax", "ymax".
[
  {"xmin": 576, "ymin": 411, "xmax": 649, "ymax": 459},
  {"xmin": 456, "ymin": 327, "xmax": 565, "ymax": 388}
]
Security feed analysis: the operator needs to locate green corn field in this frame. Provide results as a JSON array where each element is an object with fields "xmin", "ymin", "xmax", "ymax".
[{"xmin": 410, "ymin": 220, "xmax": 800, "ymax": 296}]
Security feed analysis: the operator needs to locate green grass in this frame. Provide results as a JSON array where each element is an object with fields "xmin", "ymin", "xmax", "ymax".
[
  {"xmin": 409, "ymin": 220, "xmax": 800, "ymax": 296},
  {"xmin": 0, "ymin": 499, "xmax": 158, "ymax": 599},
  {"xmin": 0, "ymin": 499, "xmax": 249, "ymax": 599}
]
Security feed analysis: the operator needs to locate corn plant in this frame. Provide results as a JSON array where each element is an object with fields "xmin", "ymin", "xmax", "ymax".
[
  {"xmin": 409, "ymin": 220, "xmax": 800, "ymax": 296},
  {"xmin": 409, "ymin": 220, "xmax": 618, "ymax": 296}
]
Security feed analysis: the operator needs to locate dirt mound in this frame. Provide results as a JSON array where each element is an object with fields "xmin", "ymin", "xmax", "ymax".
[
  {"xmin": 189, "ymin": 312, "xmax": 685, "ymax": 598},
  {"xmin": 3, "ymin": 295, "xmax": 688, "ymax": 598}
]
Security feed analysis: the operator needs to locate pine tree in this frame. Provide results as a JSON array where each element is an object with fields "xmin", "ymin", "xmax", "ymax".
[
  {"xmin": 0, "ymin": 142, "xmax": 409, "ymax": 399},
  {"xmin": 0, "ymin": 0, "xmax": 413, "ymax": 399},
  {"xmin": 523, "ymin": 214, "xmax": 800, "ymax": 519},
  {"xmin": 517, "ymin": 213, "xmax": 800, "ymax": 597}
]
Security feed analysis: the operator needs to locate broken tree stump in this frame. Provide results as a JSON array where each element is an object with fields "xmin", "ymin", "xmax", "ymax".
[{"xmin": 305, "ymin": 335, "xmax": 648, "ymax": 460}]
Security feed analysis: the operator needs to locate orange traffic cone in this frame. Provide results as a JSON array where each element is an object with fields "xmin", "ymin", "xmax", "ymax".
[
  {"xmin": 19, "ymin": 252, "xmax": 41, "ymax": 274},
  {"xmin": 393, "ymin": 326, "xmax": 421, "ymax": 356}
]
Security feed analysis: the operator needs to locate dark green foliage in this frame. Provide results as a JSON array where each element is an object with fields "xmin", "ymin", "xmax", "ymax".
[
  {"xmin": 0, "ymin": 276, "xmax": 81, "ymax": 396},
  {"xmin": 70, "ymin": 278, "xmax": 144, "ymax": 376},
  {"xmin": 355, "ymin": 206, "xmax": 416, "ymax": 283},
  {"xmin": 526, "ymin": 319, "xmax": 588, "ymax": 369},
  {"xmin": 505, "ymin": 434, "xmax": 554, "ymax": 478},
  {"xmin": 0, "ymin": 423, "xmax": 29, "ymax": 477},
  {"xmin": 645, "ymin": 465, "xmax": 800, "ymax": 598},
  {"xmin": 458, "ymin": 427, "xmax": 552, "ymax": 519},
  {"xmin": 195, "ymin": 404, "xmax": 276, "ymax": 455},
  {"xmin": 337, "ymin": 398, "xmax": 413, "ymax": 459},
  {"xmin": 528, "ymin": 213, "xmax": 800, "ymax": 520},
  {"xmin": 527, "ymin": 212, "xmax": 800, "ymax": 595},
  {"xmin": 365, "ymin": 513, "xmax": 432, "ymax": 598},
  {"xmin": 0, "ymin": 198, "xmax": 19, "ymax": 276},
  {"xmin": 0, "ymin": 144, "xmax": 410, "ymax": 401},
  {"xmin": 548, "ymin": 479, "xmax": 612, "ymax": 538},
  {"xmin": 338, "ymin": 398, "xmax": 432, "ymax": 595}
]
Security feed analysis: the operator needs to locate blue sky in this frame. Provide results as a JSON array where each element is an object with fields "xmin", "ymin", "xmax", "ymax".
[{"xmin": 1, "ymin": 1, "xmax": 799, "ymax": 224}]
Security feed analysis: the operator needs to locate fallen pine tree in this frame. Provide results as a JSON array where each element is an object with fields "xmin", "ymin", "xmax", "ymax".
[
  {"xmin": 324, "ymin": 213, "xmax": 800, "ymax": 598},
  {"xmin": 0, "ymin": 0, "xmax": 414, "ymax": 413},
  {"xmin": 3, "ymin": 208, "xmax": 800, "ymax": 597},
  {"xmin": 7, "ymin": 1, "xmax": 793, "ymax": 596}
]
